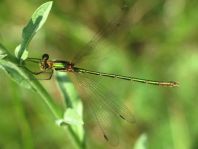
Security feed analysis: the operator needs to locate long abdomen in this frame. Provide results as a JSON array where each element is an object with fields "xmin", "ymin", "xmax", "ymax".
[{"xmin": 73, "ymin": 67, "xmax": 178, "ymax": 87}]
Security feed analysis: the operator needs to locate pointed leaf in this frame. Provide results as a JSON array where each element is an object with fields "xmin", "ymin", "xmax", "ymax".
[{"xmin": 15, "ymin": 1, "xmax": 53, "ymax": 61}]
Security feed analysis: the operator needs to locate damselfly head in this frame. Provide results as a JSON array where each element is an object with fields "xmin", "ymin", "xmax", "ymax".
[
  {"xmin": 40, "ymin": 53, "xmax": 53, "ymax": 71},
  {"xmin": 42, "ymin": 53, "xmax": 49, "ymax": 61}
]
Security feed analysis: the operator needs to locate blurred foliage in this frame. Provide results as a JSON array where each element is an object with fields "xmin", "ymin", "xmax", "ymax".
[{"xmin": 0, "ymin": 0, "xmax": 197, "ymax": 149}]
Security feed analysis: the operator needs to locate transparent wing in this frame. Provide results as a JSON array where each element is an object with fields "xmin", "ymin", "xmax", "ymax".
[
  {"xmin": 77, "ymin": 73, "xmax": 135, "ymax": 123},
  {"xmin": 77, "ymin": 77, "xmax": 119, "ymax": 145},
  {"xmin": 71, "ymin": 1, "xmax": 130, "ymax": 65},
  {"xmin": 69, "ymin": 72, "xmax": 135, "ymax": 145}
]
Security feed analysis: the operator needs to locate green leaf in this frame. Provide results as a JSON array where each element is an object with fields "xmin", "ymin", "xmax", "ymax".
[
  {"xmin": 134, "ymin": 133, "xmax": 148, "ymax": 149},
  {"xmin": 15, "ymin": 1, "xmax": 53, "ymax": 61},
  {"xmin": 55, "ymin": 72, "xmax": 86, "ymax": 148},
  {"xmin": 0, "ymin": 44, "xmax": 32, "ymax": 89},
  {"xmin": 65, "ymin": 107, "xmax": 84, "ymax": 125},
  {"xmin": 0, "ymin": 48, "xmax": 7, "ymax": 59},
  {"xmin": 56, "ymin": 108, "xmax": 84, "ymax": 126}
]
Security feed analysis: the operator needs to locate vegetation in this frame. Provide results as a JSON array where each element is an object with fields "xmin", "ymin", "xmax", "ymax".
[{"xmin": 0, "ymin": 0, "xmax": 197, "ymax": 149}]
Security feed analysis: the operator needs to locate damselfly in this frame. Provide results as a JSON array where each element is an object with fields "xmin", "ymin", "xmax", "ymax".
[
  {"xmin": 21, "ymin": 1, "xmax": 179, "ymax": 145},
  {"xmin": 23, "ymin": 53, "xmax": 179, "ymax": 145},
  {"xmin": 25, "ymin": 53, "xmax": 178, "ymax": 87}
]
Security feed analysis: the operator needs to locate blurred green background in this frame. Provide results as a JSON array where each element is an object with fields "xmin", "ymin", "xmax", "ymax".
[{"xmin": 0, "ymin": 0, "xmax": 198, "ymax": 149}]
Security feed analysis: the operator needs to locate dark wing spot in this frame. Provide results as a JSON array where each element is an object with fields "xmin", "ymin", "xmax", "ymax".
[
  {"xmin": 120, "ymin": 114, "xmax": 126, "ymax": 120},
  {"xmin": 104, "ymin": 134, "xmax": 109, "ymax": 141}
]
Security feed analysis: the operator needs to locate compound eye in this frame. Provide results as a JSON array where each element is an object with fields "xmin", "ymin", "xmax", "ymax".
[{"xmin": 42, "ymin": 53, "xmax": 49, "ymax": 60}]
